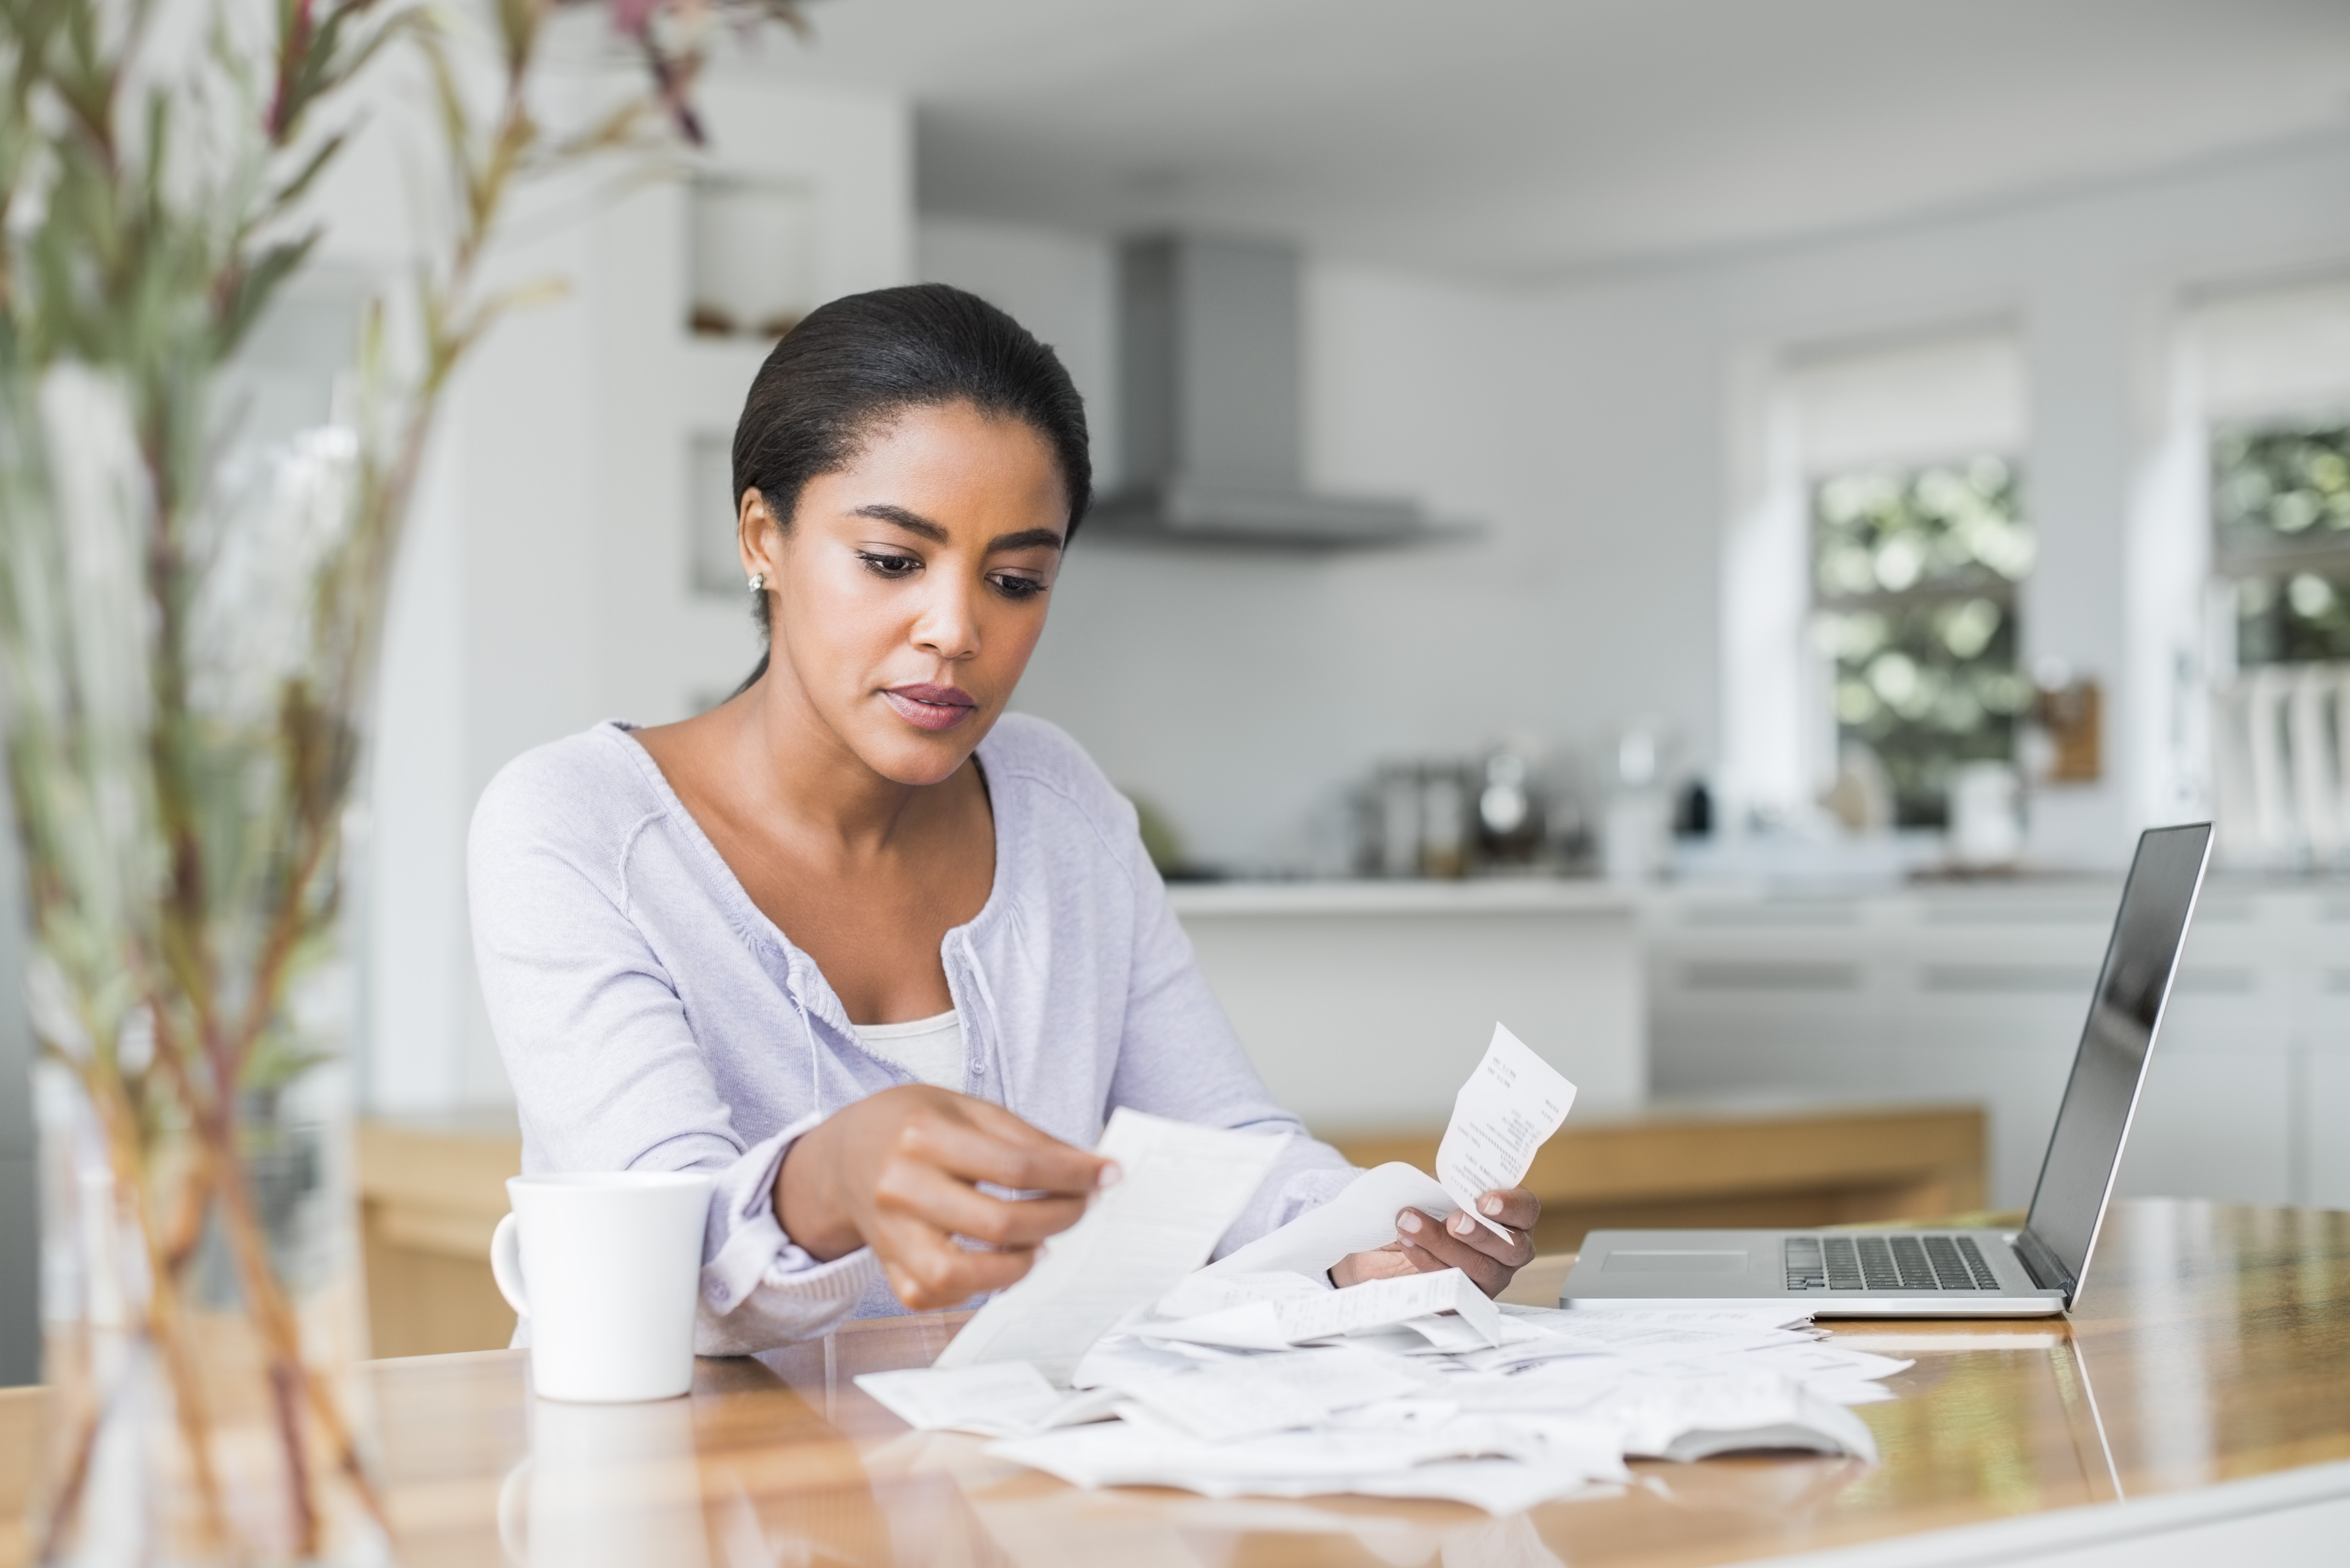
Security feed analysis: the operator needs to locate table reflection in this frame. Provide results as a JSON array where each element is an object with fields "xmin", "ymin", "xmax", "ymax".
[
  {"xmin": 500, "ymin": 1397, "xmax": 712, "ymax": 1568},
  {"xmin": 437, "ymin": 1205, "xmax": 2350, "ymax": 1568}
]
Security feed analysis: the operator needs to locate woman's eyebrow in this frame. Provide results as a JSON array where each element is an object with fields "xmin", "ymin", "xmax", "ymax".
[
  {"xmin": 852, "ymin": 503, "xmax": 948, "ymax": 542},
  {"xmin": 987, "ymin": 527, "xmax": 1066, "ymax": 553},
  {"xmin": 853, "ymin": 504, "xmax": 1064, "ymax": 554}
]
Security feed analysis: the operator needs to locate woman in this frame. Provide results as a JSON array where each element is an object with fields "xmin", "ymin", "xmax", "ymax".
[{"xmin": 467, "ymin": 284, "xmax": 1538, "ymax": 1353}]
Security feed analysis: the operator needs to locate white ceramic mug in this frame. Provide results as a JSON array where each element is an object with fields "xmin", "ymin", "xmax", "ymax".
[{"xmin": 490, "ymin": 1171, "xmax": 714, "ymax": 1403}]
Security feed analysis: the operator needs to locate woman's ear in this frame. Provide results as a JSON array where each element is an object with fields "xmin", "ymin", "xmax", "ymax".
[{"xmin": 737, "ymin": 488, "xmax": 782, "ymax": 583}]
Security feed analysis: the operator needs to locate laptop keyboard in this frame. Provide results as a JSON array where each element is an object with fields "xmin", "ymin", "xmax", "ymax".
[{"xmin": 1784, "ymin": 1234, "xmax": 2002, "ymax": 1292}]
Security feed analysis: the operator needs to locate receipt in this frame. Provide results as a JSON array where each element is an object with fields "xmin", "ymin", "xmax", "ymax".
[
  {"xmin": 1144, "ymin": 1267, "xmax": 1501, "ymax": 1351},
  {"xmin": 935, "ymin": 1109, "xmax": 1287, "ymax": 1383},
  {"xmin": 1119, "ymin": 1347, "xmax": 1424, "ymax": 1441},
  {"xmin": 1435, "ymin": 1024, "xmax": 1576, "ymax": 1238},
  {"xmin": 855, "ymin": 1362, "xmax": 1065, "ymax": 1437},
  {"xmin": 1201, "ymin": 1162, "xmax": 1458, "ymax": 1280}
]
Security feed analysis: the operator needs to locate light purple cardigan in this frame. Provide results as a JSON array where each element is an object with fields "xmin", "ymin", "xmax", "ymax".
[{"xmin": 466, "ymin": 714, "xmax": 1357, "ymax": 1354}]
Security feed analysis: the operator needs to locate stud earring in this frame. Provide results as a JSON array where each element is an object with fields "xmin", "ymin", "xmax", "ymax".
[{"xmin": 747, "ymin": 572, "xmax": 765, "ymax": 592}]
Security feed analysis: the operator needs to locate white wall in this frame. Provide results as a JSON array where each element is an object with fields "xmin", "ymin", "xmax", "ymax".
[
  {"xmin": 921, "ymin": 219, "xmax": 1589, "ymax": 868},
  {"xmin": 922, "ymin": 131, "xmax": 2350, "ymax": 873},
  {"xmin": 356, "ymin": 77, "xmax": 914, "ymax": 1114},
  {"xmin": 340, "ymin": 113, "xmax": 2350, "ymax": 1113}
]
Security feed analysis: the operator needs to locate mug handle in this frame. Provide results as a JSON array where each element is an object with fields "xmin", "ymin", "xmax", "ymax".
[
  {"xmin": 494, "ymin": 1458, "xmax": 531, "ymax": 1566},
  {"xmin": 489, "ymin": 1211, "xmax": 530, "ymax": 1320}
]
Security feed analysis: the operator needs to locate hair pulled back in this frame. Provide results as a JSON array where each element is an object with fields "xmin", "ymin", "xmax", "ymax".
[{"xmin": 728, "ymin": 283, "xmax": 1091, "ymax": 693}]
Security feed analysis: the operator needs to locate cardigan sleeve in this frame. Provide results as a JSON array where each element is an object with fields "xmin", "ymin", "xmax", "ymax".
[{"xmin": 467, "ymin": 753, "xmax": 883, "ymax": 1352}]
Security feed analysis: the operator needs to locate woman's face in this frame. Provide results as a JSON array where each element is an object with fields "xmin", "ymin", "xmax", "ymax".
[{"xmin": 742, "ymin": 400, "xmax": 1069, "ymax": 787}]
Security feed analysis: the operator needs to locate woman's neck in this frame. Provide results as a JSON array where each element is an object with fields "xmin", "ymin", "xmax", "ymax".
[{"xmin": 700, "ymin": 660, "xmax": 979, "ymax": 873}]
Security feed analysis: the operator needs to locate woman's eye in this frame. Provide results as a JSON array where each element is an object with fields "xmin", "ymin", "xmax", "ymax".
[
  {"xmin": 857, "ymin": 551, "xmax": 921, "ymax": 577},
  {"xmin": 989, "ymin": 573, "xmax": 1047, "ymax": 600}
]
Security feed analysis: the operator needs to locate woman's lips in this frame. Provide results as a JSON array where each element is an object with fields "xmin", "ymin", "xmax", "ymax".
[{"xmin": 882, "ymin": 683, "xmax": 978, "ymax": 733}]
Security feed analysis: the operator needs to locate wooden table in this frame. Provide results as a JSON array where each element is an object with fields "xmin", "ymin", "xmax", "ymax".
[
  {"xmin": 6, "ymin": 1200, "xmax": 2348, "ymax": 1567},
  {"xmin": 357, "ymin": 1102, "xmax": 1989, "ymax": 1357}
]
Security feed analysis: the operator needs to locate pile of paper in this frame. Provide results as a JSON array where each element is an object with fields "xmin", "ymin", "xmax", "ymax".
[
  {"xmin": 861, "ymin": 1025, "xmax": 1907, "ymax": 1513},
  {"xmin": 861, "ymin": 1266, "xmax": 1907, "ymax": 1514}
]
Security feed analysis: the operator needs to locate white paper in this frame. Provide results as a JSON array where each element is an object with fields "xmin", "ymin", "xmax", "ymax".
[
  {"xmin": 1405, "ymin": 1313, "xmax": 1509, "ymax": 1354},
  {"xmin": 1144, "ymin": 1268, "xmax": 1501, "ymax": 1350},
  {"xmin": 1202, "ymin": 1162, "xmax": 1458, "ymax": 1279},
  {"xmin": 989, "ymin": 1407, "xmax": 1632, "ymax": 1512},
  {"xmin": 1069, "ymin": 1334, "xmax": 1209, "ymax": 1393},
  {"xmin": 935, "ymin": 1109, "xmax": 1287, "ymax": 1383},
  {"xmin": 1119, "ymin": 1348, "xmax": 1423, "ymax": 1441},
  {"xmin": 1436, "ymin": 1024, "xmax": 1576, "ymax": 1238},
  {"xmin": 1530, "ymin": 1319, "xmax": 1814, "ymax": 1361},
  {"xmin": 1536, "ymin": 1303, "xmax": 1816, "ymax": 1333},
  {"xmin": 975, "ymin": 1281, "xmax": 1902, "ymax": 1509},
  {"xmin": 1742, "ymin": 1342, "xmax": 1915, "ymax": 1383},
  {"xmin": 902, "ymin": 1044, "xmax": 1907, "ymax": 1512},
  {"xmin": 1155, "ymin": 1270, "xmax": 1327, "ymax": 1320},
  {"xmin": 855, "ymin": 1362, "xmax": 1064, "ymax": 1438},
  {"xmin": 1133, "ymin": 1300, "xmax": 1294, "ymax": 1351},
  {"xmin": 856, "ymin": 1362, "xmax": 1137, "ymax": 1438},
  {"xmin": 1593, "ymin": 1372, "xmax": 1880, "ymax": 1463}
]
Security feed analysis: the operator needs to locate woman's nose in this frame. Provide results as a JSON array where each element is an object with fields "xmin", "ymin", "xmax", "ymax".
[{"xmin": 911, "ymin": 582, "xmax": 981, "ymax": 659}]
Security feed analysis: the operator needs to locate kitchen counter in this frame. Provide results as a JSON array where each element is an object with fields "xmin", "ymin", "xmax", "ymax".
[
  {"xmin": 1164, "ymin": 876, "xmax": 1635, "ymax": 917},
  {"xmin": 1644, "ymin": 876, "xmax": 2350, "ymax": 1210},
  {"xmin": 1168, "ymin": 877, "xmax": 1644, "ymax": 1132}
]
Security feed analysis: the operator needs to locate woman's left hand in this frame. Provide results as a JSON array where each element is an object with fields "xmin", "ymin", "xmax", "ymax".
[{"xmin": 1329, "ymin": 1187, "xmax": 1538, "ymax": 1297}]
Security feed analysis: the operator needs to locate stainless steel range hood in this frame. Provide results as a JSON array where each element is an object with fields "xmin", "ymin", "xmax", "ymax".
[{"xmin": 1088, "ymin": 235, "xmax": 1439, "ymax": 548}]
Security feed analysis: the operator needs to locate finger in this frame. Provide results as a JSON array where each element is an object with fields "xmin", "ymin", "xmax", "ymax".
[
  {"xmin": 1440, "ymin": 1205, "xmax": 1536, "ymax": 1268},
  {"xmin": 1329, "ymin": 1246, "xmax": 1417, "ymax": 1288},
  {"xmin": 1395, "ymin": 1209, "xmax": 1514, "ymax": 1294},
  {"xmin": 899, "ymin": 1103, "xmax": 1111, "ymax": 1196},
  {"xmin": 1397, "ymin": 1230, "xmax": 1509, "ymax": 1295},
  {"xmin": 1394, "ymin": 1230, "xmax": 1510, "ymax": 1297},
  {"xmin": 1392, "ymin": 1210, "xmax": 1469, "ymax": 1272},
  {"xmin": 883, "ymin": 1245, "xmax": 1040, "ymax": 1312},
  {"xmin": 873, "ymin": 1221, "xmax": 1044, "ymax": 1311},
  {"xmin": 874, "ymin": 1159, "xmax": 1091, "ymax": 1248},
  {"xmin": 1474, "ymin": 1187, "xmax": 1541, "ymax": 1232},
  {"xmin": 927, "ymin": 1099, "xmax": 1116, "ymax": 1193}
]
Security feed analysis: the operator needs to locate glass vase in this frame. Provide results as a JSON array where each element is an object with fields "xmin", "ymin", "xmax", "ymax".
[{"xmin": 2, "ymin": 361, "xmax": 393, "ymax": 1566}]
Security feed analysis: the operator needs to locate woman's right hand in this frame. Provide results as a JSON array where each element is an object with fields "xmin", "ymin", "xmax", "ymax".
[{"xmin": 774, "ymin": 1086, "xmax": 1116, "ymax": 1310}]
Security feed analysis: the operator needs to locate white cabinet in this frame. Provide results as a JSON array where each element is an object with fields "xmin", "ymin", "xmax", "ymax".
[
  {"xmin": 1649, "ymin": 879, "xmax": 2348, "ymax": 1210},
  {"xmin": 1170, "ymin": 882, "xmax": 1644, "ymax": 1136},
  {"xmin": 1650, "ymin": 901, "xmax": 1890, "ymax": 1098},
  {"xmin": 2121, "ymin": 892, "xmax": 2300, "ymax": 1207},
  {"xmin": 1890, "ymin": 896, "xmax": 2111, "ymax": 1207}
]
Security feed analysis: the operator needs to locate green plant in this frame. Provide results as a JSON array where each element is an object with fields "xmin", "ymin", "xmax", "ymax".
[{"xmin": 0, "ymin": 0, "xmax": 799, "ymax": 1557}]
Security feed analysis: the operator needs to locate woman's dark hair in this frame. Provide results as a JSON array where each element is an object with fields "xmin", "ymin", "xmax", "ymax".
[{"xmin": 728, "ymin": 283, "xmax": 1091, "ymax": 693}]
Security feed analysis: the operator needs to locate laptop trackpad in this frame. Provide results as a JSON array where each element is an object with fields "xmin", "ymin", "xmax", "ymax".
[{"xmin": 1601, "ymin": 1249, "xmax": 1750, "ymax": 1274}]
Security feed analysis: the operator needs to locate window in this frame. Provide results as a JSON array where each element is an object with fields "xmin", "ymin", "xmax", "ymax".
[
  {"xmin": 1809, "ymin": 457, "xmax": 2035, "ymax": 826},
  {"xmin": 2185, "ymin": 277, "xmax": 2350, "ymax": 867},
  {"xmin": 1723, "ymin": 327, "xmax": 2027, "ymax": 829},
  {"xmin": 2213, "ymin": 421, "xmax": 2350, "ymax": 665}
]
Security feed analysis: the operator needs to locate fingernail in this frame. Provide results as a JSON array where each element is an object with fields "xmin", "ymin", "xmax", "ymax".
[
  {"xmin": 1453, "ymin": 1213, "xmax": 1475, "ymax": 1235},
  {"xmin": 1397, "ymin": 1210, "xmax": 1421, "ymax": 1233},
  {"xmin": 1481, "ymin": 1195, "xmax": 1503, "ymax": 1216},
  {"xmin": 1097, "ymin": 1162, "xmax": 1122, "ymax": 1190}
]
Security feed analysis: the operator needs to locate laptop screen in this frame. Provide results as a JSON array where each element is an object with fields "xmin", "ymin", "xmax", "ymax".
[{"xmin": 2023, "ymin": 823, "xmax": 2212, "ymax": 1293}]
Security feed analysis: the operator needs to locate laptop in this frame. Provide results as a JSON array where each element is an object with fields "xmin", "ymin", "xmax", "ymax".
[{"xmin": 1561, "ymin": 821, "xmax": 2214, "ymax": 1317}]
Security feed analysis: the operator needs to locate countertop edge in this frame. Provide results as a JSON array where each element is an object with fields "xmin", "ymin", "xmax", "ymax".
[{"xmin": 1164, "ymin": 879, "xmax": 1638, "ymax": 917}]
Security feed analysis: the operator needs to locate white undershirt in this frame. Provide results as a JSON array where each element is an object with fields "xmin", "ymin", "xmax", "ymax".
[{"xmin": 849, "ymin": 1009, "xmax": 966, "ymax": 1091}]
